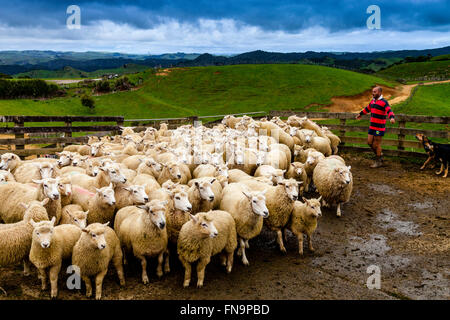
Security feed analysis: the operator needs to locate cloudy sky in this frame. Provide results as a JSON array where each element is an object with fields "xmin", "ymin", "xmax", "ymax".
[{"xmin": 0, "ymin": 0, "xmax": 449, "ymax": 54}]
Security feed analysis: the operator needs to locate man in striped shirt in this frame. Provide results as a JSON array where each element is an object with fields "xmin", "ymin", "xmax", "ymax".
[{"xmin": 356, "ymin": 86, "xmax": 395, "ymax": 168}]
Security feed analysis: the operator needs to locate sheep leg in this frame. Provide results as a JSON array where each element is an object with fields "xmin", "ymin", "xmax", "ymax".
[
  {"xmin": 180, "ymin": 258, "xmax": 192, "ymax": 288},
  {"xmin": 436, "ymin": 163, "xmax": 444, "ymax": 175},
  {"xmin": 49, "ymin": 264, "xmax": 61, "ymax": 299},
  {"xmin": 137, "ymin": 255, "xmax": 149, "ymax": 284},
  {"xmin": 226, "ymin": 250, "xmax": 234, "ymax": 274},
  {"xmin": 156, "ymin": 252, "xmax": 164, "ymax": 278},
  {"xmin": 94, "ymin": 269, "xmax": 107, "ymax": 300},
  {"xmin": 220, "ymin": 253, "xmax": 227, "ymax": 267},
  {"xmin": 83, "ymin": 276, "xmax": 92, "ymax": 298},
  {"xmin": 164, "ymin": 249, "xmax": 170, "ymax": 274},
  {"xmin": 283, "ymin": 228, "xmax": 289, "ymax": 243},
  {"xmin": 37, "ymin": 268, "xmax": 48, "ymax": 290},
  {"xmin": 298, "ymin": 233, "xmax": 304, "ymax": 255},
  {"xmin": 244, "ymin": 239, "xmax": 250, "ymax": 249},
  {"xmin": 304, "ymin": 177, "xmax": 310, "ymax": 192},
  {"xmin": 276, "ymin": 229, "xmax": 287, "ymax": 253},
  {"xmin": 307, "ymin": 234, "xmax": 315, "ymax": 252},
  {"xmin": 336, "ymin": 203, "xmax": 342, "ymax": 217},
  {"xmin": 113, "ymin": 247, "xmax": 126, "ymax": 286},
  {"xmin": 23, "ymin": 259, "xmax": 32, "ymax": 276},
  {"xmin": 196, "ymin": 257, "xmax": 210, "ymax": 288},
  {"xmin": 239, "ymin": 238, "xmax": 249, "ymax": 266},
  {"xmin": 443, "ymin": 164, "xmax": 448, "ymax": 178}
]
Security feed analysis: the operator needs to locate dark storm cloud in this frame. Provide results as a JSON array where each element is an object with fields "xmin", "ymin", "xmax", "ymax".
[{"xmin": 0, "ymin": 0, "xmax": 448, "ymax": 32}]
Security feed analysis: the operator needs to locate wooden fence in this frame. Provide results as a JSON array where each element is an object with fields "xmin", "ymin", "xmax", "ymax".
[{"xmin": 0, "ymin": 111, "xmax": 448, "ymax": 158}]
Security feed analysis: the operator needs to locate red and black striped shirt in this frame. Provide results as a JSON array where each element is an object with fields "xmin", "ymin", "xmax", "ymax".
[{"xmin": 359, "ymin": 96, "xmax": 395, "ymax": 132}]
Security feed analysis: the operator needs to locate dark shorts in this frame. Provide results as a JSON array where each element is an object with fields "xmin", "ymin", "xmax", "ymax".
[{"xmin": 368, "ymin": 128, "xmax": 385, "ymax": 136}]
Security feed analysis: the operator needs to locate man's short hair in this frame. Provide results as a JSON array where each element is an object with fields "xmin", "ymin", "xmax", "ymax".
[{"xmin": 374, "ymin": 86, "xmax": 382, "ymax": 93}]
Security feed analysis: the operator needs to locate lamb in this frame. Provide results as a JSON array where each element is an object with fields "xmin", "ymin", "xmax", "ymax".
[
  {"xmin": 71, "ymin": 183, "xmax": 116, "ymax": 224},
  {"xmin": 60, "ymin": 204, "xmax": 89, "ymax": 228},
  {"xmin": 220, "ymin": 183, "xmax": 269, "ymax": 265},
  {"xmin": 72, "ymin": 222, "xmax": 125, "ymax": 300},
  {"xmin": 0, "ymin": 199, "xmax": 49, "ymax": 275},
  {"xmin": 0, "ymin": 169, "xmax": 15, "ymax": 182},
  {"xmin": 0, "ymin": 178, "xmax": 60, "ymax": 223},
  {"xmin": 285, "ymin": 197, "xmax": 322, "ymax": 255},
  {"xmin": 240, "ymin": 179, "xmax": 300, "ymax": 253},
  {"xmin": 187, "ymin": 177, "xmax": 222, "ymax": 213},
  {"xmin": 115, "ymin": 200, "xmax": 169, "ymax": 284},
  {"xmin": 157, "ymin": 161, "xmax": 191, "ymax": 185},
  {"xmin": 313, "ymin": 157, "xmax": 353, "ymax": 217},
  {"xmin": 113, "ymin": 184, "xmax": 148, "ymax": 210},
  {"xmin": 29, "ymin": 218, "xmax": 82, "ymax": 298},
  {"xmin": 254, "ymin": 165, "xmax": 285, "ymax": 185},
  {"xmin": 177, "ymin": 210, "xmax": 237, "ymax": 287},
  {"xmin": 285, "ymin": 162, "xmax": 308, "ymax": 193}
]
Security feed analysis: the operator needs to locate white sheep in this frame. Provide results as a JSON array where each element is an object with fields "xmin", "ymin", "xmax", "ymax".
[
  {"xmin": 72, "ymin": 222, "xmax": 125, "ymax": 300},
  {"xmin": 115, "ymin": 200, "xmax": 169, "ymax": 284},
  {"xmin": 285, "ymin": 162, "xmax": 308, "ymax": 193},
  {"xmin": 313, "ymin": 157, "xmax": 353, "ymax": 217},
  {"xmin": 113, "ymin": 183, "xmax": 148, "ymax": 210},
  {"xmin": 187, "ymin": 177, "xmax": 222, "ymax": 213},
  {"xmin": 220, "ymin": 183, "xmax": 269, "ymax": 265},
  {"xmin": 254, "ymin": 165, "xmax": 285, "ymax": 185},
  {"xmin": 67, "ymin": 163, "xmax": 127, "ymax": 193},
  {"xmin": 71, "ymin": 183, "xmax": 116, "ymax": 224},
  {"xmin": 29, "ymin": 218, "xmax": 82, "ymax": 298},
  {"xmin": 0, "ymin": 169, "xmax": 15, "ymax": 182},
  {"xmin": 177, "ymin": 210, "xmax": 237, "ymax": 287},
  {"xmin": 61, "ymin": 204, "xmax": 89, "ymax": 229}
]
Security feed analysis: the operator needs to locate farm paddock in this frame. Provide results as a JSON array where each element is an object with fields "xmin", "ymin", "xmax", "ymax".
[{"xmin": 1, "ymin": 152, "xmax": 448, "ymax": 300}]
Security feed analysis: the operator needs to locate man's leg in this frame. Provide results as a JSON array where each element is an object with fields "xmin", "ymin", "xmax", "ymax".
[
  {"xmin": 367, "ymin": 134, "xmax": 375, "ymax": 155},
  {"xmin": 370, "ymin": 135, "xmax": 384, "ymax": 168}
]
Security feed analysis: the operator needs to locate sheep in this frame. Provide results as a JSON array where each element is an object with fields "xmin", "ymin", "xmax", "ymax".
[
  {"xmin": 321, "ymin": 127, "xmax": 341, "ymax": 154},
  {"xmin": 67, "ymin": 163, "xmax": 127, "ymax": 192},
  {"xmin": 113, "ymin": 184, "xmax": 148, "ymax": 210},
  {"xmin": 285, "ymin": 197, "xmax": 322, "ymax": 255},
  {"xmin": 59, "ymin": 166, "xmax": 87, "ymax": 176},
  {"xmin": 132, "ymin": 173, "xmax": 161, "ymax": 196},
  {"xmin": 0, "ymin": 199, "xmax": 49, "ymax": 275},
  {"xmin": 0, "ymin": 178, "xmax": 60, "ymax": 223},
  {"xmin": 187, "ymin": 177, "xmax": 222, "ymax": 213},
  {"xmin": 136, "ymin": 157, "xmax": 162, "ymax": 179},
  {"xmin": 313, "ymin": 157, "xmax": 353, "ymax": 217},
  {"xmin": 240, "ymin": 179, "xmax": 300, "ymax": 253},
  {"xmin": 0, "ymin": 153, "xmax": 23, "ymax": 173},
  {"xmin": 13, "ymin": 161, "xmax": 57, "ymax": 183},
  {"xmin": 258, "ymin": 121, "xmax": 294, "ymax": 150},
  {"xmin": 157, "ymin": 161, "xmax": 191, "ymax": 185},
  {"xmin": 164, "ymin": 188, "xmax": 193, "ymax": 244},
  {"xmin": 220, "ymin": 183, "xmax": 269, "ymax": 265},
  {"xmin": 29, "ymin": 218, "xmax": 82, "ymax": 298},
  {"xmin": 221, "ymin": 115, "xmax": 240, "ymax": 129},
  {"xmin": 304, "ymin": 150, "xmax": 326, "ymax": 191},
  {"xmin": 0, "ymin": 169, "xmax": 15, "ymax": 182},
  {"xmin": 254, "ymin": 165, "xmax": 285, "ymax": 185},
  {"xmin": 177, "ymin": 210, "xmax": 237, "ymax": 287},
  {"xmin": 228, "ymin": 168, "xmax": 252, "ymax": 183},
  {"xmin": 63, "ymin": 144, "xmax": 91, "ymax": 156},
  {"xmin": 115, "ymin": 200, "xmax": 169, "ymax": 284},
  {"xmin": 122, "ymin": 155, "xmax": 148, "ymax": 170},
  {"xmin": 60, "ymin": 204, "xmax": 89, "ymax": 229},
  {"xmin": 297, "ymin": 130, "xmax": 332, "ymax": 157},
  {"xmin": 71, "ymin": 183, "xmax": 116, "ymax": 224},
  {"xmin": 286, "ymin": 162, "xmax": 308, "ymax": 193},
  {"xmin": 72, "ymin": 222, "xmax": 125, "ymax": 300},
  {"xmin": 56, "ymin": 151, "xmax": 74, "ymax": 168},
  {"xmin": 263, "ymin": 148, "xmax": 288, "ymax": 170},
  {"xmin": 58, "ymin": 176, "xmax": 73, "ymax": 207},
  {"xmin": 269, "ymin": 143, "xmax": 292, "ymax": 165}
]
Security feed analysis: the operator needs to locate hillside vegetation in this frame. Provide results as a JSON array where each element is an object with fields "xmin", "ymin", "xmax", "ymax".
[
  {"xmin": 376, "ymin": 60, "xmax": 449, "ymax": 82},
  {"xmin": 0, "ymin": 64, "xmax": 393, "ymax": 118}
]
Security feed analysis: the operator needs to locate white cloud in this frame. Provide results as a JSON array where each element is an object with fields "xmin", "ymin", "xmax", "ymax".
[{"xmin": 0, "ymin": 18, "xmax": 448, "ymax": 54}]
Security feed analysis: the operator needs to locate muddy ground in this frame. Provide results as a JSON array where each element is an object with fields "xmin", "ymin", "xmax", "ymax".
[{"xmin": 1, "ymin": 152, "xmax": 449, "ymax": 300}]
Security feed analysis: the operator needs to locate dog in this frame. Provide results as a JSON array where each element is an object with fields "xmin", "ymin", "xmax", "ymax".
[{"xmin": 415, "ymin": 133, "xmax": 449, "ymax": 178}]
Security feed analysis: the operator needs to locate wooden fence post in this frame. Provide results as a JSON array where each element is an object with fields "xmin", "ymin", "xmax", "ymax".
[
  {"xmin": 14, "ymin": 118, "xmax": 25, "ymax": 157},
  {"xmin": 339, "ymin": 118, "xmax": 346, "ymax": 145},
  {"xmin": 115, "ymin": 118, "xmax": 124, "ymax": 136},
  {"xmin": 397, "ymin": 120, "xmax": 406, "ymax": 151},
  {"xmin": 192, "ymin": 116, "xmax": 199, "ymax": 127},
  {"xmin": 63, "ymin": 120, "xmax": 72, "ymax": 148}
]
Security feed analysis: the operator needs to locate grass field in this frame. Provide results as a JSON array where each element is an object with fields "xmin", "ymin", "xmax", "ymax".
[
  {"xmin": 0, "ymin": 64, "xmax": 394, "ymax": 119},
  {"xmin": 376, "ymin": 60, "xmax": 449, "ymax": 81}
]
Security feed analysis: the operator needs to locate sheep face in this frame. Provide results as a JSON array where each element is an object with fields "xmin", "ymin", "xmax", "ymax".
[
  {"xmin": 195, "ymin": 179, "xmax": 216, "ymax": 202},
  {"xmin": 242, "ymin": 190, "xmax": 269, "ymax": 218},
  {"xmin": 33, "ymin": 178, "xmax": 60, "ymax": 200},
  {"xmin": 306, "ymin": 154, "xmax": 320, "ymax": 166},
  {"xmin": 293, "ymin": 145, "xmax": 304, "ymax": 156},
  {"xmin": 234, "ymin": 148, "xmax": 245, "ymax": 165},
  {"xmin": 71, "ymin": 155, "xmax": 88, "ymax": 167},
  {"xmin": 82, "ymin": 223, "xmax": 110, "ymax": 250},
  {"xmin": 172, "ymin": 190, "xmax": 192, "ymax": 212},
  {"xmin": 165, "ymin": 162, "xmax": 182, "ymax": 180},
  {"xmin": 58, "ymin": 180, "xmax": 72, "ymax": 197},
  {"xmin": 90, "ymin": 143, "xmax": 103, "ymax": 157},
  {"xmin": 35, "ymin": 162, "xmax": 56, "ymax": 179},
  {"xmin": 279, "ymin": 179, "xmax": 300, "ymax": 201},
  {"xmin": 96, "ymin": 184, "xmax": 116, "ymax": 206},
  {"xmin": 57, "ymin": 152, "xmax": 72, "ymax": 167},
  {"xmin": 209, "ymin": 153, "xmax": 223, "ymax": 166},
  {"xmin": 30, "ymin": 217, "xmax": 56, "ymax": 248},
  {"xmin": 270, "ymin": 169, "xmax": 285, "ymax": 184},
  {"xmin": 0, "ymin": 153, "xmax": 20, "ymax": 171},
  {"xmin": 66, "ymin": 209, "xmax": 89, "ymax": 229},
  {"xmin": 302, "ymin": 197, "xmax": 322, "ymax": 218},
  {"xmin": 335, "ymin": 166, "xmax": 352, "ymax": 185},
  {"xmin": 87, "ymin": 164, "xmax": 99, "ymax": 177},
  {"xmin": 216, "ymin": 164, "xmax": 228, "ymax": 178},
  {"xmin": 139, "ymin": 200, "xmax": 167, "ymax": 230},
  {"xmin": 190, "ymin": 213, "xmax": 218, "ymax": 238},
  {"xmin": 0, "ymin": 172, "xmax": 6, "ymax": 182},
  {"xmin": 289, "ymin": 126, "xmax": 298, "ymax": 137},
  {"xmin": 104, "ymin": 165, "xmax": 127, "ymax": 184},
  {"xmin": 124, "ymin": 185, "xmax": 148, "ymax": 204}
]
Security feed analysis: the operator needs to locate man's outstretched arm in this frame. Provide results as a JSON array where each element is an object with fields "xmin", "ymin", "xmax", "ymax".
[
  {"xmin": 386, "ymin": 103, "xmax": 395, "ymax": 124},
  {"xmin": 356, "ymin": 103, "xmax": 371, "ymax": 119}
]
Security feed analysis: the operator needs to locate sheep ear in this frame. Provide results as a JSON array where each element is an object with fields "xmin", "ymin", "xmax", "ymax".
[
  {"xmin": 103, "ymin": 222, "xmax": 110, "ymax": 227},
  {"xmin": 210, "ymin": 178, "xmax": 216, "ymax": 184},
  {"xmin": 347, "ymin": 166, "xmax": 351, "ymax": 170},
  {"xmin": 189, "ymin": 214, "xmax": 198, "ymax": 223},
  {"xmin": 20, "ymin": 202, "xmax": 29, "ymax": 209},
  {"xmin": 95, "ymin": 188, "xmax": 101, "ymax": 193},
  {"xmin": 317, "ymin": 196, "xmax": 322, "ymax": 202},
  {"xmin": 302, "ymin": 197, "xmax": 308, "ymax": 203},
  {"xmin": 123, "ymin": 186, "xmax": 132, "ymax": 191},
  {"xmin": 82, "ymin": 228, "xmax": 89, "ymax": 233},
  {"xmin": 298, "ymin": 181, "xmax": 304, "ymax": 185},
  {"xmin": 84, "ymin": 210, "xmax": 89, "ymax": 216},
  {"xmin": 50, "ymin": 217, "xmax": 56, "ymax": 225},
  {"xmin": 32, "ymin": 179, "xmax": 43, "ymax": 184},
  {"xmin": 242, "ymin": 191, "xmax": 252, "ymax": 199},
  {"xmin": 261, "ymin": 189, "xmax": 267, "ymax": 195},
  {"xmin": 29, "ymin": 219, "xmax": 37, "ymax": 227},
  {"xmin": 41, "ymin": 198, "xmax": 49, "ymax": 206},
  {"xmin": 136, "ymin": 205, "xmax": 147, "ymax": 210},
  {"xmin": 109, "ymin": 183, "xmax": 113, "ymax": 189}
]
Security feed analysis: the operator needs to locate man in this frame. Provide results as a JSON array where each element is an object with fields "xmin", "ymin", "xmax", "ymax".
[{"xmin": 356, "ymin": 86, "xmax": 395, "ymax": 168}]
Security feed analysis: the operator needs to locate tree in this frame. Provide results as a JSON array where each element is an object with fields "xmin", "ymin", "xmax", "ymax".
[{"xmin": 81, "ymin": 94, "xmax": 95, "ymax": 111}]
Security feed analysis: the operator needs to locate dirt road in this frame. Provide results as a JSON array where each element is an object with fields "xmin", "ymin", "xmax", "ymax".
[
  {"xmin": 0, "ymin": 152, "xmax": 448, "ymax": 300},
  {"xmin": 328, "ymin": 79, "xmax": 450, "ymax": 113}
]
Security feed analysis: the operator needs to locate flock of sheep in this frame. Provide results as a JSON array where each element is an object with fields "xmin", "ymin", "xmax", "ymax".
[{"xmin": 0, "ymin": 114, "xmax": 353, "ymax": 299}]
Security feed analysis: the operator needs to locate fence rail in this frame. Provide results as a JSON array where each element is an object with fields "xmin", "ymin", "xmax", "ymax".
[{"xmin": 0, "ymin": 112, "xmax": 448, "ymax": 158}]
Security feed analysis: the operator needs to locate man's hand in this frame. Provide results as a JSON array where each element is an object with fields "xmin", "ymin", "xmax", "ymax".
[
  {"xmin": 355, "ymin": 114, "xmax": 362, "ymax": 120},
  {"xmin": 390, "ymin": 118, "xmax": 395, "ymax": 124}
]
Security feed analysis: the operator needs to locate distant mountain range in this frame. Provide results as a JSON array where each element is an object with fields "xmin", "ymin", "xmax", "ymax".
[{"xmin": 1, "ymin": 47, "xmax": 449, "ymax": 76}]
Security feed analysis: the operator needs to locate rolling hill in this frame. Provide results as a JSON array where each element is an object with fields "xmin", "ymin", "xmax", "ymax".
[
  {"xmin": 0, "ymin": 64, "xmax": 394, "ymax": 119},
  {"xmin": 376, "ymin": 60, "xmax": 449, "ymax": 82}
]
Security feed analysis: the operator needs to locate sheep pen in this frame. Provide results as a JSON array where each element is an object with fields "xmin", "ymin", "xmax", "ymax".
[{"xmin": 0, "ymin": 113, "xmax": 448, "ymax": 300}]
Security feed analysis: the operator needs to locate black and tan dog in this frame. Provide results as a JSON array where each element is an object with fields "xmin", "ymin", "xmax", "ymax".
[{"xmin": 415, "ymin": 133, "xmax": 449, "ymax": 178}]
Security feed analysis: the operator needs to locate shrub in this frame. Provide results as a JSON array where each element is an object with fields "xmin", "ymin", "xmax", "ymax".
[
  {"xmin": 0, "ymin": 79, "xmax": 59, "ymax": 99},
  {"xmin": 95, "ymin": 80, "xmax": 111, "ymax": 93},
  {"xmin": 81, "ymin": 94, "xmax": 95, "ymax": 111}
]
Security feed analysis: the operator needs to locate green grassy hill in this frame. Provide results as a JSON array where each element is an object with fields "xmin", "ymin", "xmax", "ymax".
[
  {"xmin": 0, "ymin": 64, "xmax": 393, "ymax": 119},
  {"xmin": 376, "ymin": 60, "xmax": 449, "ymax": 82}
]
